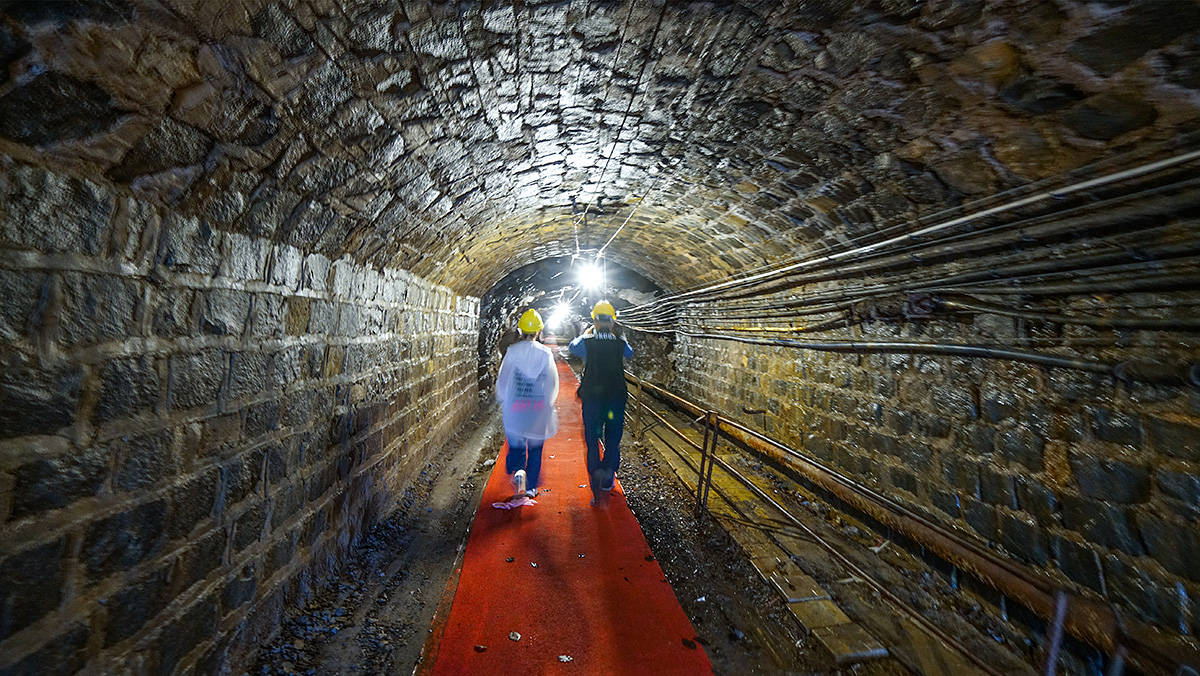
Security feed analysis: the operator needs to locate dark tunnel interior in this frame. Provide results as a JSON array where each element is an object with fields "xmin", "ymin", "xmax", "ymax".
[{"xmin": 1, "ymin": 0, "xmax": 1199, "ymax": 674}]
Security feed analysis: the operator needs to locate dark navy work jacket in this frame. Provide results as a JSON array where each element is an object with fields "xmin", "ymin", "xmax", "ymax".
[{"xmin": 568, "ymin": 330, "xmax": 633, "ymax": 401}]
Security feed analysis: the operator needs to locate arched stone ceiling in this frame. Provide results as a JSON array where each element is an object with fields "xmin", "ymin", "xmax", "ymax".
[{"xmin": 1, "ymin": 0, "xmax": 1198, "ymax": 296}]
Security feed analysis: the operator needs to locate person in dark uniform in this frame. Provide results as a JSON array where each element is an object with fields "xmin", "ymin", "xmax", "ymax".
[{"xmin": 568, "ymin": 301, "xmax": 634, "ymax": 504}]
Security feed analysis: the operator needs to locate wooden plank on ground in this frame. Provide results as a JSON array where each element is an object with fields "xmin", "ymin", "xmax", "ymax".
[
  {"xmin": 789, "ymin": 599, "xmax": 853, "ymax": 629},
  {"xmin": 812, "ymin": 622, "xmax": 890, "ymax": 664},
  {"xmin": 641, "ymin": 406, "xmax": 1019, "ymax": 676},
  {"xmin": 644, "ymin": 426, "xmax": 890, "ymax": 667},
  {"xmin": 767, "ymin": 566, "xmax": 828, "ymax": 603}
]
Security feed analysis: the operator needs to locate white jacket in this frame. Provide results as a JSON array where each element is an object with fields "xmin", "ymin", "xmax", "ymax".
[{"xmin": 495, "ymin": 339, "xmax": 559, "ymax": 441}]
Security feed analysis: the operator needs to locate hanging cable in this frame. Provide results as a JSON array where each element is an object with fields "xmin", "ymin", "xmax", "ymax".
[
  {"xmin": 570, "ymin": 0, "xmax": 662, "ymax": 245},
  {"xmin": 646, "ymin": 129, "xmax": 1200, "ymax": 303},
  {"xmin": 624, "ymin": 146, "xmax": 1200, "ymax": 315}
]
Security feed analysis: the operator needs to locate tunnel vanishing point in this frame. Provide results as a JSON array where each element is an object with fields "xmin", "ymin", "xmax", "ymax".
[{"xmin": 1, "ymin": 0, "xmax": 1200, "ymax": 674}]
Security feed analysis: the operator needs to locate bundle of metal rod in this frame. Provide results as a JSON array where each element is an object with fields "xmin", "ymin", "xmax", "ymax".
[
  {"xmin": 621, "ymin": 144, "xmax": 1200, "ymax": 318},
  {"xmin": 937, "ymin": 297, "xmax": 1200, "ymax": 331},
  {"xmin": 619, "ymin": 204, "xmax": 1200, "ymax": 320},
  {"xmin": 615, "ymin": 145, "xmax": 1200, "ymax": 383},
  {"xmin": 650, "ymin": 130, "xmax": 1200, "ymax": 303},
  {"xmin": 626, "ymin": 330, "xmax": 1200, "ymax": 387},
  {"xmin": 702, "ymin": 211, "xmax": 1200, "ymax": 304},
  {"xmin": 621, "ymin": 274, "xmax": 1200, "ymax": 332},
  {"xmin": 622, "ymin": 254, "xmax": 1200, "ymax": 343}
]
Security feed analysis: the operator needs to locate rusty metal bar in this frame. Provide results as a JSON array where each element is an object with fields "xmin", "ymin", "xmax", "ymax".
[
  {"xmin": 700, "ymin": 410, "xmax": 715, "ymax": 511},
  {"xmin": 695, "ymin": 410, "xmax": 713, "ymax": 514},
  {"xmin": 703, "ymin": 449, "xmax": 1006, "ymax": 676},
  {"xmin": 625, "ymin": 372, "xmax": 1200, "ymax": 675},
  {"xmin": 701, "ymin": 411, "xmax": 718, "ymax": 510},
  {"xmin": 634, "ymin": 395, "xmax": 703, "ymax": 452},
  {"xmin": 632, "ymin": 375, "xmax": 644, "ymax": 442}
]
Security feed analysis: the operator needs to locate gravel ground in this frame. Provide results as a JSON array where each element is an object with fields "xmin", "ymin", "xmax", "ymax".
[
  {"xmin": 618, "ymin": 435, "xmax": 914, "ymax": 676},
  {"xmin": 249, "ymin": 409, "xmax": 837, "ymax": 675},
  {"xmin": 252, "ymin": 410, "xmax": 502, "ymax": 676},
  {"xmin": 249, "ymin": 401, "xmax": 973, "ymax": 676},
  {"xmin": 618, "ymin": 437, "xmax": 813, "ymax": 674}
]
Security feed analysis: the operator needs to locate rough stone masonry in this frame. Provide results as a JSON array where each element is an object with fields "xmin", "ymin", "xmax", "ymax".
[
  {"xmin": 1, "ymin": 0, "xmax": 1199, "ymax": 673},
  {"xmin": 0, "ymin": 158, "xmax": 479, "ymax": 674}
]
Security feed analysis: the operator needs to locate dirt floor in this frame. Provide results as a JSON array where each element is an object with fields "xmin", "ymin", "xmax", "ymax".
[
  {"xmin": 252, "ymin": 410, "xmax": 503, "ymax": 676},
  {"xmin": 252, "ymin": 396, "xmax": 1054, "ymax": 676},
  {"xmin": 252, "ymin": 407, "xmax": 849, "ymax": 675},
  {"xmin": 617, "ymin": 437, "xmax": 907, "ymax": 675}
]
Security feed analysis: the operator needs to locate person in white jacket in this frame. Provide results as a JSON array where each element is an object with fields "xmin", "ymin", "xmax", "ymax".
[{"xmin": 495, "ymin": 309, "xmax": 560, "ymax": 499}]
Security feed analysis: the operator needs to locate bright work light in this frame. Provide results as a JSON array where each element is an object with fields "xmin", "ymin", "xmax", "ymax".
[
  {"xmin": 578, "ymin": 259, "xmax": 604, "ymax": 291},
  {"xmin": 548, "ymin": 303, "xmax": 571, "ymax": 328}
]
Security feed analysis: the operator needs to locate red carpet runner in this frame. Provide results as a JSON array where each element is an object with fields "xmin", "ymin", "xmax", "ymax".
[{"xmin": 424, "ymin": 357, "xmax": 712, "ymax": 675}]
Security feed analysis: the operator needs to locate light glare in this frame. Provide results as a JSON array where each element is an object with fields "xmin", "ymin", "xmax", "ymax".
[
  {"xmin": 548, "ymin": 303, "xmax": 571, "ymax": 328},
  {"xmin": 578, "ymin": 261, "xmax": 604, "ymax": 290}
]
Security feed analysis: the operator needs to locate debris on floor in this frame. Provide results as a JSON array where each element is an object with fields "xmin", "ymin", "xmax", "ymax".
[{"xmin": 491, "ymin": 496, "xmax": 537, "ymax": 509}]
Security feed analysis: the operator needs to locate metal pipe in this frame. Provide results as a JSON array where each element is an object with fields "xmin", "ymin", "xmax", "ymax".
[
  {"xmin": 651, "ymin": 315, "xmax": 861, "ymax": 336},
  {"xmin": 664, "ymin": 197, "xmax": 1200, "ymax": 305},
  {"xmin": 938, "ymin": 297, "xmax": 1200, "ymax": 331},
  {"xmin": 634, "ymin": 394, "xmax": 1006, "ymax": 674},
  {"xmin": 704, "ymin": 450, "xmax": 1007, "ymax": 676},
  {"xmin": 637, "ymin": 399, "xmax": 704, "ymax": 452},
  {"xmin": 931, "ymin": 271, "xmax": 1200, "ymax": 297},
  {"xmin": 654, "ymin": 331, "xmax": 1198, "ymax": 386},
  {"xmin": 701, "ymin": 411, "xmax": 718, "ymax": 509},
  {"xmin": 649, "ymin": 292, "xmax": 1200, "ymax": 333},
  {"xmin": 626, "ymin": 373, "xmax": 1200, "ymax": 674},
  {"xmin": 625, "ymin": 147, "xmax": 1200, "ymax": 313},
  {"xmin": 632, "ymin": 375, "xmax": 644, "ymax": 442},
  {"xmin": 622, "ymin": 248, "xmax": 1200, "ymax": 327},
  {"xmin": 797, "ymin": 180, "xmax": 1200, "ymax": 285},
  {"xmin": 652, "ymin": 131, "xmax": 1200, "ymax": 302},
  {"xmin": 631, "ymin": 375, "xmax": 1059, "ymax": 587},
  {"xmin": 706, "ymin": 242, "xmax": 1200, "ymax": 306}
]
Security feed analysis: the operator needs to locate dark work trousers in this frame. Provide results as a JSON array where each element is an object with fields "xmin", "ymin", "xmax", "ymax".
[
  {"xmin": 581, "ymin": 397, "xmax": 626, "ymax": 478},
  {"xmin": 505, "ymin": 436, "xmax": 544, "ymax": 489}
]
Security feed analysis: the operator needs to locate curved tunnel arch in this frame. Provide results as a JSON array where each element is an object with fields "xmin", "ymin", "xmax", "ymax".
[
  {"xmin": 3, "ymin": 1, "xmax": 1193, "ymax": 296},
  {"xmin": 2, "ymin": 1, "xmax": 1200, "ymax": 673}
]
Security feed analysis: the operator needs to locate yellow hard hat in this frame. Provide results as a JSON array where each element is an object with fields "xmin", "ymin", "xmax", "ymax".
[
  {"xmin": 517, "ymin": 309, "xmax": 544, "ymax": 334},
  {"xmin": 591, "ymin": 301, "xmax": 616, "ymax": 320}
]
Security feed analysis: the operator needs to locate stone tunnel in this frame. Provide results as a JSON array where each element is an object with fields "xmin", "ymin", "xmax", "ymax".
[{"xmin": 1, "ymin": 0, "xmax": 1199, "ymax": 673}]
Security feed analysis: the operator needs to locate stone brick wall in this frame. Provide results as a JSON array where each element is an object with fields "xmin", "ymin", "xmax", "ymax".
[
  {"xmin": 1, "ymin": 0, "xmax": 1198, "ymax": 664},
  {"xmin": 0, "ymin": 159, "xmax": 479, "ymax": 674},
  {"xmin": 666, "ymin": 315, "xmax": 1200, "ymax": 636}
]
